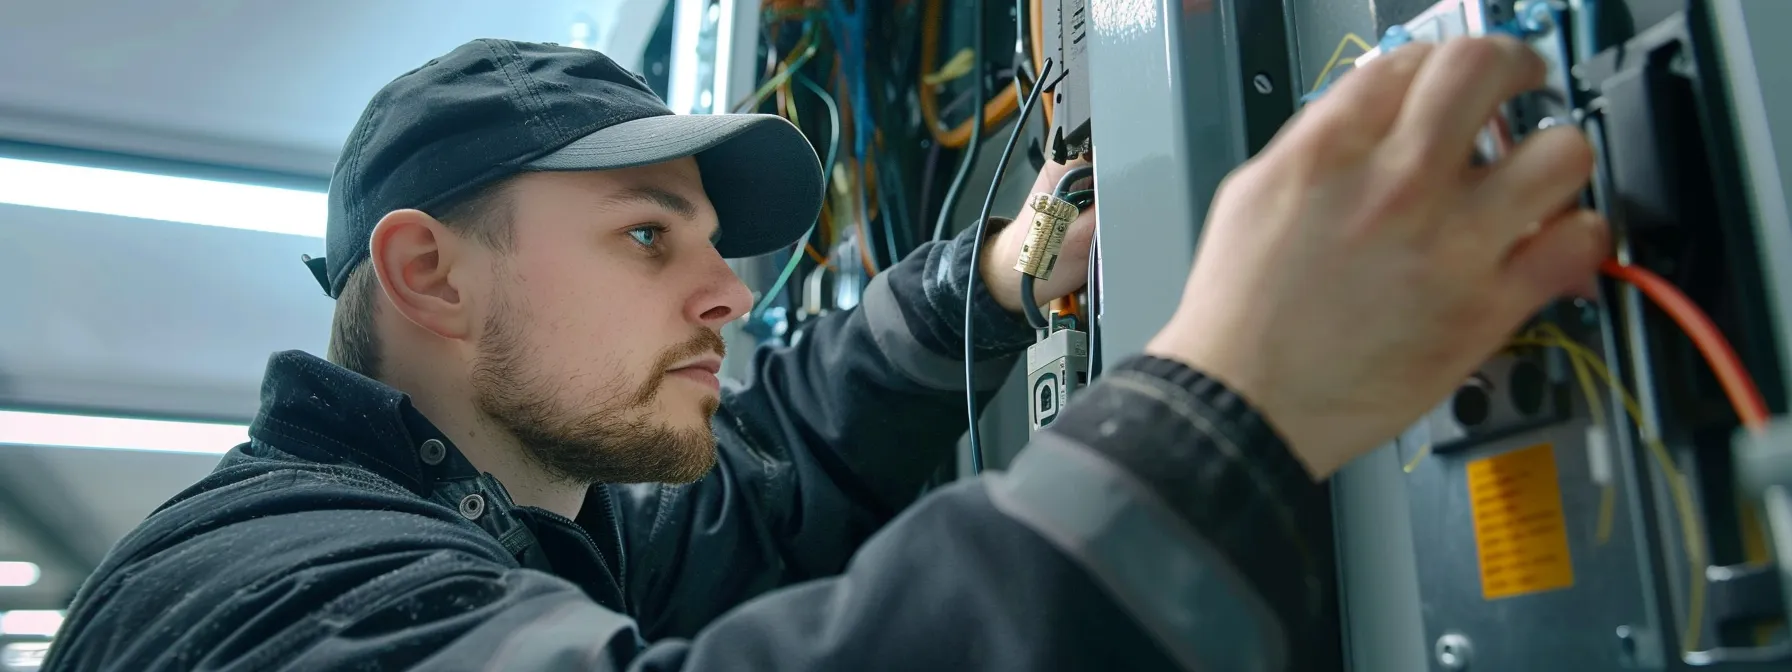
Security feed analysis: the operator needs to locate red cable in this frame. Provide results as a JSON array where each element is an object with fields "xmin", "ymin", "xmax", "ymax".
[{"xmin": 1600, "ymin": 258, "xmax": 1772, "ymax": 431}]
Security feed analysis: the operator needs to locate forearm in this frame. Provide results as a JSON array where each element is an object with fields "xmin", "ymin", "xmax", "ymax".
[{"xmin": 994, "ymin": 354, "xmax": 1338, "ymax": 670}]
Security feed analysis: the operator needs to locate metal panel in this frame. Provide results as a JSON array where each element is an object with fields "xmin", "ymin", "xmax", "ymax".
[
  {"xmin": 1083, "ymin": 0, "xmax": 1340, "ymax": 667},
  {"xmin": 1399, "ymin": 368, "xmax": 1665, "ymax": 670},
  {"xmin": 1306, "ymin": 0, "xmax": 1792, "ymax": 669},
  {"xmin": 1332, "ymin": 448, "xmax": 1433, "ymax": 672},
  {"xmin": 1711, "ymin": 0, "xmax": 1792, "ymax": 409},
  {"xmin": 1086, "ymin": 0, "xmax": 1292, "ymax": 369}
]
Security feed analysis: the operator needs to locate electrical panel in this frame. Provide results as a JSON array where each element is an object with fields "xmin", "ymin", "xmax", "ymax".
[
  {"xmin": 1043, "ymin": 0, "xmax": 1093, "ymax": 162},
  {"xmin": 1320, "ymin": 0, "xmax": 1792, "ymax": 669}
]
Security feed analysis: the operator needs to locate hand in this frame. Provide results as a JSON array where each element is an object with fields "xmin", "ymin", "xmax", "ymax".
[
  {"xmin": 981, "ymin": 158, "xmax": 1097, "ymax": 314},
  {"xmin": 1145, "ymin": 37, "xmax": 1607, "ymax": 480}
]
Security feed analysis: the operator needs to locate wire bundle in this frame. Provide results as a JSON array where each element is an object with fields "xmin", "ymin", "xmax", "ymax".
[
  {"xmin": 742, "ymin": 2, "xmax": 1094, "ymax": 477},
  {"xmin": 741, "ymin": 0, "xmax": 1032, "ymax": 334}
]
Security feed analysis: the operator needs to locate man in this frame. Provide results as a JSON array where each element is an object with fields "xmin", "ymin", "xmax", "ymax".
[{"xmin": 45, "ymin": 34, "xmax": 1603, "ymax": 671}]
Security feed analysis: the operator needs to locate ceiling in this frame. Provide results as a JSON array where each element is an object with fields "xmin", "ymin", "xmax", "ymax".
[
  {"xmin": 0, "ymin": 0, "xmax": 671, "ymax": 178},
  {"xmin": 0, "ymin": 0, "xmax": 677, "ymax": 616}
]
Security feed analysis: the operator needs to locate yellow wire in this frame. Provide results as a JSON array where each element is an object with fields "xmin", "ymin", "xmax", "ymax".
[
  {"xmin": 922, "ymin": 48, "xmax": 976, "ymax": 86},
  {"xmin": 1512, "ymin": 326, "xmax": 1708, "ymax": 654},
  {"xmin": 1528, "ymin": 325, "xmax": 1618, "ymax": 546},
  {"xmin": 1403, "ymin": 443, "xmax": 1433, "ymax": 473},
  {"xmin": 1309, "ymin": 32, "xmax": 1376, "ymax": 93}
]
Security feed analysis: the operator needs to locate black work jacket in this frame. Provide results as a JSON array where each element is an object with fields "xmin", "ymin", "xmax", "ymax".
[{"xmin": 43, "ymin": 228, "xmax": 1335, "ymax": 671}]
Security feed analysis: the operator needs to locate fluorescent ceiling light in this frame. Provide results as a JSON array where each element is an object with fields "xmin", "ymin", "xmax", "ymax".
[
  {"xmin": 0, "ymin": 157, "xmax": 325, "ymax": 238},
  {"xmin": 0, "ymin": 410, "xmax": 244, "ymax": 456},
  {"xmin": 0, "ymin": 611, "xmax": 62, "ymax": 637},
  {"xmin": 666, "ymin": 0, "xmax": 706, "ymax": 114},
  {"xmin": 0, "ymin": 562, "xmax": 40, "ymax": 588},
  {"xmin": 1, "ymin": 642, "xmax": 50, "ymax": 671},
  {"xmin": 712, "ymin": 0, "xmax": 736, "ymax": 111}
]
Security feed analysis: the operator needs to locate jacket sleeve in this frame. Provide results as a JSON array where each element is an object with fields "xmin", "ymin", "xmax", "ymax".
[
  {"xmin": 728, "ymin": 218, "xmax": 1038, "ymax": 511},
  {"xmin": 613, "ymin": 221, "xmax": 1042, "ymax": 637},
  {"xmin": 44, "ymin": 358, "xmax": 1333, "ymax": 672}
]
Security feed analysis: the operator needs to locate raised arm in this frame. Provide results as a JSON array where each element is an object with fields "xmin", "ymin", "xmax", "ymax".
[{"xmin": 44, "ymin": 359, "xmax": 1329, "ymax": 671}]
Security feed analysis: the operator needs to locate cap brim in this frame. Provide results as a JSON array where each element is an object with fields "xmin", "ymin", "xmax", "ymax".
[{"xmin": 525, "ymin": 113, "xmax": 823, "ymax": 259}]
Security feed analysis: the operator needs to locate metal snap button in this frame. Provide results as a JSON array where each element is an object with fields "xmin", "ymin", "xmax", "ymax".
[
  {"xmin": 419, "ymin": 438, "xmax": 447, "ymax": 465},
  {"xmin": 459, "ymin": 493, "xmax": 486, "ymax": 521}
]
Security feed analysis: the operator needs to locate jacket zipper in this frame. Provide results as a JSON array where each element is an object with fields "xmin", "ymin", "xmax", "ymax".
[{"xmin": 529, "ymin": 504, "xmax": 625, "ymax": 599}]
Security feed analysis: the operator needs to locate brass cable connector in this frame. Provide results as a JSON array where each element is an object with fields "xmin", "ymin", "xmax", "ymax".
[{"xmin": 1014, "ymin": 192, "xmax": 1078, "ymax": 279}]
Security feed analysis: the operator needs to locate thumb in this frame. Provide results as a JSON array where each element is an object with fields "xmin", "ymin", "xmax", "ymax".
[{"xmin": 1500, "ymin": 209, "xmax": 1609, "ymax": 308}]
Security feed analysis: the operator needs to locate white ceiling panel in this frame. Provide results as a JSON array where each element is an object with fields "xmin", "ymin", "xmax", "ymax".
[{"xmin": 0, "ymin": 0, "xmax": 670, "ymax": 176}]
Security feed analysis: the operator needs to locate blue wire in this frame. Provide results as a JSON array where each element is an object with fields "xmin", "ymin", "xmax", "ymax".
[
  {"xmin": 750, "ymin": 70, "xmax": 840, "ymax": 321},
  {"xmin": 825, "ymin": 0, "xmax": 875, "ymax": 161}
]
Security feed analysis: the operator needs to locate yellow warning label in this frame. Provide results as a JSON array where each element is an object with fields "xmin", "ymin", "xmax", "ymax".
[{"xmin": 1467, "ymin": 442, "xmax": 1576, "ymax": 600}]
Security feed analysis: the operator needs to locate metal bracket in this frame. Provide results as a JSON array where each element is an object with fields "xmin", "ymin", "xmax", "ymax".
[{"xmin": 1044, "ymin": 0, "xmax": 1093, "ymax": 162}]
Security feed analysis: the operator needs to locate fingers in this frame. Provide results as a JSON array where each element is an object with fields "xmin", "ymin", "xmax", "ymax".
[
  {"xmin": 1390, "ymin": 36, "xmax": 1547, "ymax": 169},
  {"xmin": 1274, "ymin": 43, "xmax": 1436, "ymax": 160},
  {"xmin": 1468, "ymin": 125, "xmax": 1594, "ymax": 241},
  {"xmin": 1499, "ymin": 209, "xmax": 1609, "ymax": 309},
  {"xmin": 1314, "ymin": 42, "xmax": 1436, "ymax": 137}
]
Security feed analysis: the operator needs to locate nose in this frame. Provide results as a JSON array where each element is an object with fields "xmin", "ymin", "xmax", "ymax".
[{"xmin": 689, "ymin": 249, "xmax": 754, "ymax": 328}]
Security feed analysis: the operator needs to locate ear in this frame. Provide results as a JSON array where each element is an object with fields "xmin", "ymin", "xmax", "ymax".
[{"xmin": 368, "ymin": 209, "xmax": 476, "ymax": 341}]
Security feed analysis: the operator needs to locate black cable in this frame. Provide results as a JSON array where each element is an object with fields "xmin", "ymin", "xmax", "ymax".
[
  {"xmin": 1020, "ymin": 275, "xmax": 1049, "ymax": 329},
  {"xmin": 1018, "ymin": 167, "xmax": 1094, "ymax": 331},
  {"xmin": 932, "ymin": 1, "xmax": 987, "ymax": 242},
  {"xmin": 964, "ymin": 57, "xmax": 1054, "ymax": 476},
  {"xmin": 1054, "ymin": 165, "xmax": 1094, "ymax": 196}
]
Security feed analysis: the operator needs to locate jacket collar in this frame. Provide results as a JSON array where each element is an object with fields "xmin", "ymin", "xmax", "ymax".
[
  {"xmin": 247, "ymin": 351, "xmax": 623, "ymax": 602},
  {"xmin": 248, "ymin": 350, "xmax": 475, "ymax": 493}
]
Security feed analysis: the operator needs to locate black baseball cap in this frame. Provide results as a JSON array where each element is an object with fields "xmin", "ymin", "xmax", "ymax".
[{"xmin": 304, "ymin": 39, "xmax": 824, "ymax": 298}]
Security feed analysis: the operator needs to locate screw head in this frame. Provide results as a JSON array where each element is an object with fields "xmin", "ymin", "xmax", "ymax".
[
  {"xmin": 1435, "ymin": 633, "xmax": 1473, "ymax": 670},
  {"xmin": 1615, "ymin": 626, "xmax": 1639, "ymax": 665},
  {"xmin": 1252, "ymin": 73, "xmax": 1275, "ymax": 94}
]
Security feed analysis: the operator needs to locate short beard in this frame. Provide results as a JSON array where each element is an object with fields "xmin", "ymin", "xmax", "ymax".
[{"xmin": 470, "ymin": 289, "xmax": 725, "ymax": 485}]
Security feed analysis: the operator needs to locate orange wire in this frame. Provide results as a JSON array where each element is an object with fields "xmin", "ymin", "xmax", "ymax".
[
  {"xmin": 806, "ymin": 243, "xmax": 834, "ymax": 269},
  {"xmin": 1051, "ymin": 293, "xmax": 1080, "ymax": 322},
  {"xmin": 1601, "ymin": 259, "xmax": 1771, "ymax": 431},
  {"xmin": 918, "ymin": 0, "xmax": 1021, "ymax": 149}
]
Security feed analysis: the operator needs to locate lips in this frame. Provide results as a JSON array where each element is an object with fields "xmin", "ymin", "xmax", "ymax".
[
  {"xmin": 671, "ymin": 358, "xmax": 722, "ymax": 375},
  {"xmin": 666, "ymin": 355, "xmax": 723, "ymax": 393}
]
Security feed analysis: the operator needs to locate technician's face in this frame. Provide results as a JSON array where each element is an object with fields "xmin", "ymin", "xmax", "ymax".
[{"xmin": 469, "ymin": 158, "xmax": 752, "ymax": 485}]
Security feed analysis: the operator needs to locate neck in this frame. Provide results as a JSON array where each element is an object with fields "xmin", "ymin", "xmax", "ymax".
[{"xmin": 383, "ymin": 363, "xmax": 589, "ymax": 519}]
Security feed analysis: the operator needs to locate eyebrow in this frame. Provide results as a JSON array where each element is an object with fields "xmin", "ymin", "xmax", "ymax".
[{"xmin": 602, "ymin": 186, "xmax": 698, "ymax": 221}]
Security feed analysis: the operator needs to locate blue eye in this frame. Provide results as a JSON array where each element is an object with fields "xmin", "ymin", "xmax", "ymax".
[{"xmin": 628, "ymin": 226, "xmax": 662, "ymax": 248}]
